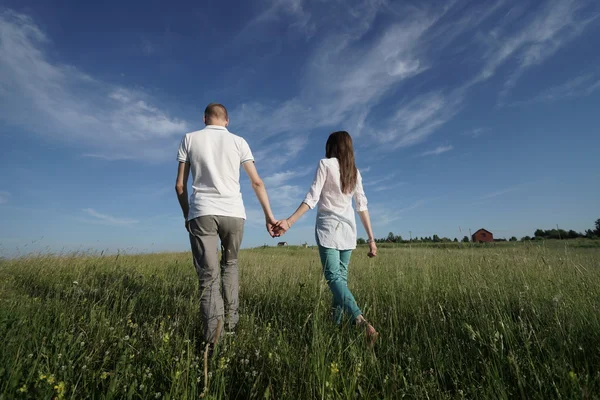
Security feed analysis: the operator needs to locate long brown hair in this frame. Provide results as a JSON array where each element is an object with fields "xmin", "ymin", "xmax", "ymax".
[{"xmin": 326, "ymin": 131, "xmax": 357, "ymax": 194}]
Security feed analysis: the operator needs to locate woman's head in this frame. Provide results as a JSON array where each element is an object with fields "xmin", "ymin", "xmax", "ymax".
[{"xmin": 326, "ymin": 131, "xmax": 357, "ymax": 194}]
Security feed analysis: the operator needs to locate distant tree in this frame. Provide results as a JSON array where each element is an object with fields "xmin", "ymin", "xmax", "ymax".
[
  {"xmin": 521, "ymin": 236, "xmax": 531, "ymax": 241},
  {"xmin": 586, "ymin": 229, "xmax": 596, "ymax": 239},
  {"xmin": 433, "ymin": 234, "xmax": 441, "ymax": 243},
  {"xmin": 387, "ymin": 232, "xmax": 395, "ymax": 242},
  {"xmin": 509, "ymin": 236, "xmax": 517, "ymax": 242},
  {"xmin": 534, "ymin": 229, "xmax": 545, "ymax": 238},
  {"xmin": 595, "ymin": 218, "xmax": 600, "ymax": 235},
  {"xmin": 453, "ymin": 238, "xmax": 458, "ymax": 243},
  {"xmin": 462, "ymin": 236, "xmax": 470, "ymax": 243},
  {"xmin": 567, "ymin": 230, "xmax": 581, "ymax": 239},
  {"xmin": 357, "ymin": 238, "xmax": 366, "ymax": 245}
]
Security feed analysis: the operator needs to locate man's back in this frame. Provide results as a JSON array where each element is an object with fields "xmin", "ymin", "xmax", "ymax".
[{"xmin": 177, "ymin": 125, "xmax": 254, "ymax": 220}]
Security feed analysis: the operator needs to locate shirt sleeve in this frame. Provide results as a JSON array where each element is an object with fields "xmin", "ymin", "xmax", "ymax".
[
  {"xmin": 240, "ymin": 138, "xmax": 254, "ymax": 164},
  {"xmin": 177, "ymin": 134, "xmax": 189, "ymax": 163},
  {"xmin": 353, "ymin": 170, "xmax": 368, "ymax": 212},
  {"xmin": 303, "ymin": 160, "xmax": 327, "ymax": 209}
]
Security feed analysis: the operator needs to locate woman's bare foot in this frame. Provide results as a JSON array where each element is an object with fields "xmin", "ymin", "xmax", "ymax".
[{"xmin": 355, "ymin": 316, "xmax": 379, "ymax": 346}]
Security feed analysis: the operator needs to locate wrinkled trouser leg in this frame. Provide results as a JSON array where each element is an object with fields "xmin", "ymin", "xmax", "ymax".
[{"xmin": 189, "ymin": 216, "xmax": 244, "ymax": 342}]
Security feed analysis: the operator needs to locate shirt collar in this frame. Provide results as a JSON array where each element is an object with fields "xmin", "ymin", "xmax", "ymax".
[{"xmin": 205, "ymin": 125, "xmax": 228, "ymax": 130}]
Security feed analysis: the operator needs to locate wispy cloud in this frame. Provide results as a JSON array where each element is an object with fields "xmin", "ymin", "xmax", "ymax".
[
  {"xmin": 364, "ymin": 173, "xmax": 396, "ymax": 187},
  {"xmin": 81, "ymin": 208, "xmax": 139, "ymax": 226},
  {"xmin": 263, "ymin": 168, "xmax": 312, "ymax": 187},
  {"xmin": 471, "ymin": 0, "xmax": 598, "ymax": 100},
  {"xmin": 479, "ymin": 187, "xmax": 518, "ymax": 200},
  {"xmin": 0, "ymin": 11, "xmax": 188, "ymax": 161},
  {"xmin": 370, "ymin": 199, "xmax": 427, "ymax": 227},
  {"xmin": 371, "ymin": 182, "xmax": 406, "ymax": 193},
  {"xmin": 421, "ymin": 145, "xmax": 454, "ymax": 156},
  {"xmin": 252, "ymin": 134, "xmax": 309, "ymax": 173},
  {"xmin": 0, "ymin": 191, "xmax": 9, "ymax": 204},
  {"xmin": 244, "ymin": 0, "xmax": 315, "ymax": 37},
  {"xmin": 376, "ymin": 91, "xmax": 463, "ymax": 149},
  {"xmin": 511, "ymin": 73, "xmax": 600, "ymax": 106},
  {"xmin": 141, "ymin": 39, "xmax": 155, "ymax": 55},
  {"xmin": 463, "ymin": 128, "xmax": 488, "ymax": 138}
]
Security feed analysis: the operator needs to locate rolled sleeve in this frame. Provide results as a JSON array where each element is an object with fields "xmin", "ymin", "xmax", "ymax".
[
  {"xmin": 303, "ymin": 159, "xmax": 327, "ymax": 209},
  {"xmin": 177, "ymin": 134, "xmax": 189, "ymax": 163},
  {"xmin": 353, "ymin": 170, "xmax": 368, "ymax": 212}
]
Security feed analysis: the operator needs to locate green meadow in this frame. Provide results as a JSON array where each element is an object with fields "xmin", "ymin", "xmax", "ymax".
[{"xmin": 1, "ymin": 242, "xmax": 600, "ymax": 399}]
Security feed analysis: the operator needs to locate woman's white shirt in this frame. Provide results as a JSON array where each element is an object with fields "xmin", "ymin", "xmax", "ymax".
[{"xmin": 303, "ymin": 158, "xmax": 368, "ymax": 250}]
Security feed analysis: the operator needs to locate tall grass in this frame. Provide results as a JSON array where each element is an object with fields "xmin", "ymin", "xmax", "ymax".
[{"xmin": 1, "ymin": 245, "xmax": 599, "ymax": 399}]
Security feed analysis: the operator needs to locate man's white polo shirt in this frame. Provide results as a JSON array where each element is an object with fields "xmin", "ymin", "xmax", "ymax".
[{"xmin": 177, "ymin": 125, "xmax": 254, "ymax": 221}]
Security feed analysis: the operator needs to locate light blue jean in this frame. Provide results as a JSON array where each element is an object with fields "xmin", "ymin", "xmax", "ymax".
[{"xmin": 318, "ymin": 244, "xmax": 362, "ymax": 324}]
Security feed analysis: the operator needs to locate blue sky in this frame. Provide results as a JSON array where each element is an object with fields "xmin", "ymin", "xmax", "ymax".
[{"xmin": 1, "ymin": 0, "xmax": 599, "ymax": 256}]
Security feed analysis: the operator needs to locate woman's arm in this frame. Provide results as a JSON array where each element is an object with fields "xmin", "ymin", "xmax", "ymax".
[
  {"xmin": 276, "ymin": 202, "xmax": 310, "ymax": 233},
  {"xmin": 358, "ymin": 210, "xmax": 377, "ymax": 257},
  {"xmin": 275, "ymin": 160, "xmax": 327, "ymax": 235},
  {"xmin": 354, "ymin": 170, "xmax": 377, "ymax": 257}
]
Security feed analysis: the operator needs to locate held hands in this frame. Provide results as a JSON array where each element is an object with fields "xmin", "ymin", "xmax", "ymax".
[
  {"xmin": 274, "ymin": 219, "xmax": 290, "ymax": 237},
  {"xmin": 266, "ymin": 217, "xmax": 291, "ymax": 238},
  {"xmin": 265, "ymin": 218, "xmax": 291, "ymax": 237}
]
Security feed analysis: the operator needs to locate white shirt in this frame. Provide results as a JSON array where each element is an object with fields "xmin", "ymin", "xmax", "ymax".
[
  {"xmin": 303, "ymin": 158, "xmax": 368, "ymax": 250},
  {"xmin": 177, "ymin": 125, "xmax": 254, "ymax": 220}
]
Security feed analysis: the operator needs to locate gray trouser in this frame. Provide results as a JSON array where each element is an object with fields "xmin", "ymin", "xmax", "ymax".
[{"xmin": 188, "ymin": 215, "xmax": 244, "ymax": 343}]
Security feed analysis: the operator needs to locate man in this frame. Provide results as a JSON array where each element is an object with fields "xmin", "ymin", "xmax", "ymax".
[{"xmin": 175, "ymin": 103, "xmax": 276, "ymax": 346}]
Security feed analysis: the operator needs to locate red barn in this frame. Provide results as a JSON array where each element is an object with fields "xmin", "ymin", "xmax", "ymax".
[{"xmin": 472, "ymin": 229, "xmax": 493, "ymax": 243}]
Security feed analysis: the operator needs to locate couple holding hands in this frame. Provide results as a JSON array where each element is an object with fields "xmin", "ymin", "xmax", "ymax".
[{"xmin": 176, "ymin": 103, "xmax": 379, "ymax": 349}]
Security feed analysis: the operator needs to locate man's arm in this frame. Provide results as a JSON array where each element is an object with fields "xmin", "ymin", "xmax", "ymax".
[
  {"xmin": 242, "ymin": 161, "xmax": 277, "ymax": 235},
  {"xmin": 175, "ymin": 162, "xmax": 190, "ymax": 224}
]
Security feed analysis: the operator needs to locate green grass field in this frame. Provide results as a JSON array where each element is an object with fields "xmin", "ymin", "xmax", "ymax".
[{"xmin": 1, "ymin": 243, "xmax": 600, "ymax": 399}]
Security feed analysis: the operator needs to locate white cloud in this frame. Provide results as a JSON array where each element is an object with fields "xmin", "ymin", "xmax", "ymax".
[
  {"xmin": 376, "ymin": 92, "xmax": 463, "ymax": 149},
  {"xmin": 369, "ymin": 199, "xmax": 426, "ymax": 227},
  {"xmin": 251, "ymin": 134, "xmax": 309, "ymax": 173},
  {"xmin": 248, "ymin": 0, "xmax": 315, "ymax": 37},
  {"xmin": 231, "ymin": 2, "xmax": 433, "ymax": 144},
  {"xmin": 141, "ymin": 39, "xmax": 154, "ymax": 55},
  {"xmin": 463, "ymin": 128, "xmax": 487, "ymax": 138},
  {"xmin": 0, "ymin": 191, "xmax": 9, "ymax": 204},
  {"xmin": 479, "ymin": 187, "xmax": 517, "ymax": 200},
  {"xmin": 263, "ymin": 168, "xmax": 312, "ymax": 187},
  {"xmin": 82, "ymin": 208, "xmax": 139, "ymax": 226},
  {"xmin": 270, "ymin": 184, "xmax": 305, "ymax": 209},
  {"xmin": 364, "ymin": 173, "xmax": 396, "ymax": 187},
  {"xmin": 371, "ymin": 182, "xmax": 406, "ymax": 193},
  {"xmin": 512, "ymin": 73, "xmax": 600, "ymax": 105},
  {"xmin": 421, "ymin": 145, "xmax": 454, "ymax": 156},
  {"xmin": 472, "ymin": 0, "xmax": 597, "ymax": 98},
  {"xmin": 0, "ymin": 11, "xmax": 188, "ymax": 161}
]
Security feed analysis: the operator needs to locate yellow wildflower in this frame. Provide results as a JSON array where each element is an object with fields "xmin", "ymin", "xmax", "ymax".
[
  {"xmin": 54, "ymin": 381, "xmax": 66, "ymax": 399},
  {"xmin": 18, "ymin": 385, "xmax": 27, "ymax": 393},
  {"xmin": 330, "ymin": 362, "xmax": 339, "ymax": 375},
  {"xmin": 47, "ymin": 375, "xmax": 55, "ymax": 385}
]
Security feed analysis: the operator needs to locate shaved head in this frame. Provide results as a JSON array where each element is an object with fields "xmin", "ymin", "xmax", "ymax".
[{"xmin": 204, "ymin": 103, "xmax": 229, "ymax": 125}]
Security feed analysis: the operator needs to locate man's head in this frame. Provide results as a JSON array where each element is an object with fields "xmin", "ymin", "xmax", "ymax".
[{"xmin": 204, "ymin": 103, "xmax": 229, "ymax": 127}]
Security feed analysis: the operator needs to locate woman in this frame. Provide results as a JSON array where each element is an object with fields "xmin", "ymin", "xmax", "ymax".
[{"xmin": 275, "ymin": 131, "xmax": 379, "ymax": 344}]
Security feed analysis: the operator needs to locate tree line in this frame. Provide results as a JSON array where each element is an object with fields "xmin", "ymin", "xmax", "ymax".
[{"xmin": 357, "ymin": 218, "xmax": 600, "ymax": 244}]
